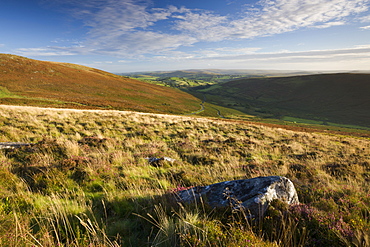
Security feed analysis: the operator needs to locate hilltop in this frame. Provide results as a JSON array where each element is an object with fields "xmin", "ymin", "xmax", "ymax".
[{"xmin": 0, "ymin": 54, "xmax": 203, "ymax": 114}]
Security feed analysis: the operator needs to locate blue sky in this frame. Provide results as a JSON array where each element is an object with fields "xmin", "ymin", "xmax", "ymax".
[{"xmin": 1, "ymin": 0, "xmax": 370, "ymax": 72}]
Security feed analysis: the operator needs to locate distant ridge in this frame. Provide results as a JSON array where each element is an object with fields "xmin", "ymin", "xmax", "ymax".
[
  {"xmin": 121, "ymin": 68, "xmax": 369, "ymax": 78},
  {"xmin": 0, "ymin": 54, "xmax": 201, "ymax": 114}
]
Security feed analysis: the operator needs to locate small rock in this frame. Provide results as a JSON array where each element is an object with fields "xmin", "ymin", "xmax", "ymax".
[
  {"xmin": 145, "ymin": 157, "xmax": 176, "ymax": 167},
  {"xmin": 0, "ymin": 142, "xmax": 32, "ymax": 149}
]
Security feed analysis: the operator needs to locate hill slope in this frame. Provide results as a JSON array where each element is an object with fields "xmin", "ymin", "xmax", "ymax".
[
  {"xmin": 0, "ymin": 54, "xmax": 201, "ymax": 114},
  {"xmin": 201, "ymin": 73, "xmax": 370, "ymax": 127}
]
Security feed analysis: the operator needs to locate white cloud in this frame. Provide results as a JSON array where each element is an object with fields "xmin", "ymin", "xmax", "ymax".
[
  {"xmin": 360, "ymin": 25, "xmax": 370, "ymax": 29},
  {"xmin": 228, "ymin": 0, "xmax": 369, "ymax": 39},
  {"xmin": 28, "ymin": 0, "xmax": 370, "ymax": 59},
  {"xmin": 87, "ymin": 0, "xmax": 369, "ymax": 56},
  {"xmin": 182, "ymin": 45, "xmax": 370, "ymax": 71},
  {"xmin": 15, "ymin": 47, "xmax": 77, "ymax": 56},
  {"xmin": 313, "ymin": 21, "xmax": 345, "ymax": 29},
  {"xmin": 87, "ymin": 31, "xmax": 197, "ymax": 57},
  {"xmin": 360, "ymin": 15, "xmax": 370, "ymax": 22},
  {"xmin": 194, "ymin": 47, "xmax": 261, "ymax": 58},
  {"xmin": 173, "ymin": 11, "xmax": 229, "ymax": 41},
  {"xmin": 208, "ymin": 45, "xmax": 370, "ymax": 60},
  {"xmin": 85, "ymin": 2, "xmax": 169, "ymax": 36}
]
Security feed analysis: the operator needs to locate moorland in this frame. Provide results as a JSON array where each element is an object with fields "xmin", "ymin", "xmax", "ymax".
[
  {"xmin": 0, "ymin": 54, "xmax": 201, "ymax": 115},
  {"xmin": 0, "ymin": 105, "xmax": 369, "ymax": 246},
  {"xmin": 0, "ymin": 54, "xmax": 249, "ymax": 119},
  {"xmin": 0, "ymin": 54, "xmax": 369, "ymax": 246}
]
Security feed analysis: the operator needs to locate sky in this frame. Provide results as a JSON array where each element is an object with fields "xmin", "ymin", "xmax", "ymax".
[{"xmin": 1, "ymin": 0, "xmax": 370, "ymax": 73}]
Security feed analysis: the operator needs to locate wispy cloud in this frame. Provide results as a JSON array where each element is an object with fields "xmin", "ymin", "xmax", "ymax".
[
  {"xmin": 313, "ymin": 21, "xmax": 346, "ymax": 29},
  {"xmin": 15, "ymin": 47, "xmax": 79, "ymax": 56},
  {"xmin": 359, "ymin": 14, "xmax": 370, "ymax": 22},
  {"xmin": 173, "ymin": 11, "xmax": 229, "ymax": 41},
  {"xmin": 188, "ymin": 47, "xmax": 262, "ymax": 58},
  {"xmin": 227, "ymin": 0, "xmax": 369, "ymax": 39},
  {"xmin": 207, "ymin": 45, "xmax": 370, "ymax": 60},
  {"xmin": 25, "ymin": 0, "xmax": 370, "ymax": 58},
  {"xmin": 173, "ymin": 45, "xmax": 370, "ymax": 71},
  {"xmin": 74, "ymin": 0, "xmax": 370, "ymax": 56}
]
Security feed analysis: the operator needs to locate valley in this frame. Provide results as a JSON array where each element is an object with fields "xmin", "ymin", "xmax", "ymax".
[{"xmin": 127, "ymin": 70, "xmax": 370, "ymax": 130}]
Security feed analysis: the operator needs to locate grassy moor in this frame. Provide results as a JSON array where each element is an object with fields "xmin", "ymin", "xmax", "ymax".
[
  {"xmin": 0, "ymin": 54, "xmax": 202, "ymax": 114},
  {"xmin": 3, "ymin": 0, "xmax": 370, "ymax": 246},
  {"xmin": 0, "ymin": 105, "xmax": 369, "ymax": 246},
  {"xmin": 0, "ymin": 54, "xmax": 369, "ymax": 247}
]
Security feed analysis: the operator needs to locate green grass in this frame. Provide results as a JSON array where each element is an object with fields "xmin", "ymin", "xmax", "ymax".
[
  {"xmin": 0, "ymin": 86, "xmax": 22, "ymax": 98},
  {"xmin": 198, "ymin": 84, "xmax": 223, "ymax": 92},
  {"xmin": 283, "ymin": 116, "xmax": 370, "ymax": 130},
  {"xmin": 0, "ymin": 105, "xmax": 369, "ymax": 246},
  {"xmin": 282, "ymin": 116, "xmax": 328, "ymax": 125},
  {"xmin": 130, "ymin": 76, "xmax": 215, "ymax": 89}
]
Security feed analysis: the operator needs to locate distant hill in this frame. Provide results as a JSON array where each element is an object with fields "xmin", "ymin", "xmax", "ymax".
[
  {"xmin": 0, "ymin": 54, "xmax": 202, "ymax": 114},
  {"xmin": 121, "ymin": 69, "xmax": 324, "ymax": 86},
  {"xmin": 122, "ymin": 69, "xmax": 324, "ymax": 77},
  {"xmin": 200, "ymin": 73, "xmax": 370, "ymax": 127},
  {"xmin": 121, "ymin": 70, "xmax": 246, "ymax": 86},
  {"xmin": 121, "ymin": 69, "xmax": 363, "ymax": 90}
]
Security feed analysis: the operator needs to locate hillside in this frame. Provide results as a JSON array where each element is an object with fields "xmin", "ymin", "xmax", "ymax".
[
  {"xmin": 199, "ymin": 73, "xmax": 370, "ymax": 128},
  {"xmin": 0, "ymin": 54, "xmax": 202, "ymax": 114}
]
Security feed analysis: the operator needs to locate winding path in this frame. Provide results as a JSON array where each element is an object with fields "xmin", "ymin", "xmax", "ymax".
[{"xmin": 186, "ymin": 94, "xmax": 225, "ymax": 118}]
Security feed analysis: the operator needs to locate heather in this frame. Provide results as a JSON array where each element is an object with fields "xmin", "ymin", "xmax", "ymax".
[{"xmin": 0, "ymin": 105, "xmax": 369, "ymax": 246}]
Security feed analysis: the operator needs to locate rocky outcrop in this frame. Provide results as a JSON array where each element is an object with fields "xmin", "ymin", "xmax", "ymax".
[{"xmin": 176, "ymin": 176, "xmax": 299, "ymax": 217}]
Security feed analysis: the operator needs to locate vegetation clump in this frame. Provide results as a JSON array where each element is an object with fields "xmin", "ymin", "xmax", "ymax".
[{"xmin": 0, "ymin": 105, "xmax": 369, "ymax": 246}]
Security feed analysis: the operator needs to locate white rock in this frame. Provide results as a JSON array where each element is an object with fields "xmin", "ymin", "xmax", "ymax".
[{"xmin": 176, "ymin": 176, "xmax": 299, "ymax": 217}]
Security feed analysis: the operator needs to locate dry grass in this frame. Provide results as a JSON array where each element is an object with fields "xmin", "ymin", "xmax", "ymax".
[
  {"xmin": 0, "ymin": 105, "xmax": 369, "ymax": 246},
  {"xmin": 0, "ymin": 54, "xmax": 202, "ymax": 114}
]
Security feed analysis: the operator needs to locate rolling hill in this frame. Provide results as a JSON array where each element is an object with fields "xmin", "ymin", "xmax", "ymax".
[
  {"xmin": 0, "ymin": 54, "xmax": 203, "ymax": 114},
  {"xmin": 122, "ymin": 69, "xmax": 325, "ymax": 78},
  {"xmin": 199, "ymin": 73, "xmax": 370, "ymax": 127},
  {"xmin": 122, "ymin": 69, "xmax": 324, "ymax": 86}
]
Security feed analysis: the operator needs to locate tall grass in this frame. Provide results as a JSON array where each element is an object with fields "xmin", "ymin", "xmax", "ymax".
[{"xmin": 0, "ymin": 105, "xmax": 369, "ymax": 246}]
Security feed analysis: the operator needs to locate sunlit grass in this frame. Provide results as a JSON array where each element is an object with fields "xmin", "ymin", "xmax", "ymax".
[{"xmin": 0, "ymin": 105, "xmax": 369, "ymax": 246}]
